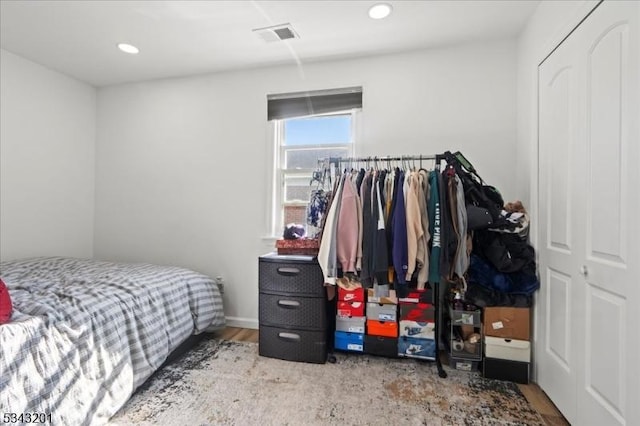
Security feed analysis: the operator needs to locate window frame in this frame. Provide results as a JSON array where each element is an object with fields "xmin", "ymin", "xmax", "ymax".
[{"xmin": 270, "ymin": 110, "xmax": 357, "ymax": 237}]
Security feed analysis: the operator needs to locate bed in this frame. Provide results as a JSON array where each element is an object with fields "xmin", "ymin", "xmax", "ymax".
[{"xmin": 0, "ymin": 256, "xmax": 225, "ymax": 425}]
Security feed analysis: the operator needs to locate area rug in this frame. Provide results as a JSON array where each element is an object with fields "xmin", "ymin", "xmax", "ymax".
[{"xmin": 109, "ymin": 336, "xmax": 544, "ymax": 426}]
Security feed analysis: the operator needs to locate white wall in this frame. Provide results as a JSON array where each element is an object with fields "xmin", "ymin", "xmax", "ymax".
[
  {"xmin": 0, "ymin": 49, "xmax": 96, "ymax": 261},
  {"xmin": 95, "ymin": 39, "xmax": 517, "ymax": 327},
  {"xmin": 516, "ymin": 0, "xmax": 600, "ymax": 212}
]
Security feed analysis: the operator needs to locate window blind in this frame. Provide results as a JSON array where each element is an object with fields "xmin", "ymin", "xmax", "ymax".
[{"xmin": 267, "ymin": 86, "xmax": 362, "ymax": 120}]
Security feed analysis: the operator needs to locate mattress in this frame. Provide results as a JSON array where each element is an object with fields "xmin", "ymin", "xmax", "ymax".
[{"xmin": 0, "ymin": 256, "xmax": 225, "ymax": 425}]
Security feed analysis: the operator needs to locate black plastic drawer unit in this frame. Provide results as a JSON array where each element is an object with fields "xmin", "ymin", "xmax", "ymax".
[
  {"xmin": 259, "ymin": 325, "xmax": 327, "ymax": 364},
  {"xmin": 258, "ymin": 254, "xmax": 325, "ymax": 297},
  {"xmin": 259, "ymin": 293, "xmax": 327, "ymax": 330},
  {"xmin": 258, "ymin": 253, "xmax": 327, "ymax": 363}
]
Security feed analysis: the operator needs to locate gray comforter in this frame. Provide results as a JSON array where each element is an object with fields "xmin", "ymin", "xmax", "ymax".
[{"xmin": 0, "ymin": 257, "xmax": 225, "ymax": 425}]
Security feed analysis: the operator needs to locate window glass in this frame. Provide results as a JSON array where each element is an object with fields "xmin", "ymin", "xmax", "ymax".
[
  {"xmin": 284, "ymin": 175, "xmax": 313, "ymax": 202},
  {"xmin": 285, "ymin": 147, "xmax": 350, "ymax": 170},
  {"xmin": 284, "ymin": 115, "xmax": 352, "ymax": 146},
  {"xmin": 274, "ymin": 112, "xmax": 355, "ymax": 236}
]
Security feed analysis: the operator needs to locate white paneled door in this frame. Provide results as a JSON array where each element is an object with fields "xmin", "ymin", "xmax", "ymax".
[{"xmin": 538, "ymin": 1, "xmax": 639, "ymax": 425}]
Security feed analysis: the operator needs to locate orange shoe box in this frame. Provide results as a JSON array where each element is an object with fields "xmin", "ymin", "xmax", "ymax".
[{"xmin": 366, "ymin": 319, "xmax": 398, "ymax": 338}]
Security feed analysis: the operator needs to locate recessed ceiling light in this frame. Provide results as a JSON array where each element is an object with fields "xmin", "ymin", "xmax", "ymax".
[
  {"xmin": 369, "ymin": 3, "xmax": 392, "ymax": 20},
  {"xmin": 117, "ymin": 43, "xmax": 139, "ymax": 54}
]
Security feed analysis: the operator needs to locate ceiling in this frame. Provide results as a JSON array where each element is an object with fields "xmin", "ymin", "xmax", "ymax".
[{"xmin": 0, "ymin": 1, "xmax": 540, "ymax": 87}]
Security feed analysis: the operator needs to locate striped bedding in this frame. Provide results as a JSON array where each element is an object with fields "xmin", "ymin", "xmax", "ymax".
[{"xmin": 0, "ymin": 257, "xmax": 225, "ymax": 425}]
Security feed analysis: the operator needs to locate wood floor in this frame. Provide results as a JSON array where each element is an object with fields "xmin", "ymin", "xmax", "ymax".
[{"xmin": 216, "ymin": 327, "xmax": 569, "ymax": 426}]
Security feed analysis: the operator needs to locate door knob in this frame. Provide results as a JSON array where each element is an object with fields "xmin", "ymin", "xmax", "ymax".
[{"xmin": 580, "ymin": 265, "xmax": 589, "ymax": 277}]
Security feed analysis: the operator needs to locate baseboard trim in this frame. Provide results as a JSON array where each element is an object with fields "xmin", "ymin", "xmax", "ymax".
[{"xmin": 225, "ymin": 316, "xmax": 259, "ymax": 330}]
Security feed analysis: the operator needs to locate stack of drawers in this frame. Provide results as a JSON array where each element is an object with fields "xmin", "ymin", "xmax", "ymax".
[
  {"xmin": 334, "ymin": 285, "xmax": 366, "ymax": 352},
  {"xmin": 483, "ymin": 307, "xmax": 531, "ymax": 383},
  {"xmin": 364, "ymin": 289, "xmax": 399, "ymax": 357},
  {"xmin": 398, "ymin": 289, "xmax": 436, "ymax": 360},
  {"xmin": 258, "ymin": 253, "xmax": 327, "ymax": 364},
  {"xmin": 449, "ymin": 307, "xmax": 482, "ymax": 371}
]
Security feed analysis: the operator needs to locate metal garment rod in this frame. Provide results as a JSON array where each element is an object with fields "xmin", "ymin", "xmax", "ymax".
[
  {"xmin": 330, "ymin": 154, "xmax": 438, "ymax": 162},
  {"xmin": 318, "ymin": 154, "xmax": 446, "ymax": 170}
]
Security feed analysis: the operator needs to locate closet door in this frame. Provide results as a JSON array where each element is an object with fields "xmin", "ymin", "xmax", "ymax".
[
  {"xmin": 538, "ymin": 16, "xmax": 583, "ymax": 423},
  {"xmin": 538, "ymin": 2, "xmax": 640, "ymax": 426}
]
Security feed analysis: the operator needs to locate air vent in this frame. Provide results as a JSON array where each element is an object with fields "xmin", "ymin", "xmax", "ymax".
[{"xmin": 253, "ymin": 23, "xmax": 299, "ymax": 43}]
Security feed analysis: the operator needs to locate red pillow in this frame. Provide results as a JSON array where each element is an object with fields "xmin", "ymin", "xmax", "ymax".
[{"xmin": 0, "ymin": 278, "xmax": 12, "ymax": 324}]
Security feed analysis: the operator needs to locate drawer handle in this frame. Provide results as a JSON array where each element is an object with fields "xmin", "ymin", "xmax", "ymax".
[
  {"xmin": 278, "ymin": 300, "xmax": 300, "ymax": 308},
  {"xmin": 278, "ymin": 332, "xmax": 301, "ymax": 342},
  {"xmin": 277, "ymin": 267, "xmax": 300, "ymax": 276}
]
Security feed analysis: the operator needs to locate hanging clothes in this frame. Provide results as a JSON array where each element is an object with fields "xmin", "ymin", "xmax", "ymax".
[
  {"xmin": 405, "ymin": 171, "xmax": 422, "ymax": 283},
  {"xmin": 317, "ymin": 173, "xmax": 346, "ymax": 286},
  {"xmin": 384, "ymin": 169, "xmax": 395, "ymax": 221},
  {"xmin": 403, "ymin": 170, "xmax": 431, "ymax": 288},
  {"xmin": 428, "ymin": 170, "xmax": 441, "ymax": 285},
  {"xmin": 371, "ymin": 171, "xmax": 389, "ymax": 287},
  {"xmin": 317, "ymin": 155, "xmax": 448, "ymax": 295},
  {"xmin": 352, "ymin": 171, "xmax": 364, "ymax": 272},
  {"xmin": 416, "ymin": 169, "xmax": 431, "ymax": 288},
  {"xmin": 355, "ymin": 168, "xmax": 365, "ymax": 195},
  {"xmin": 391, "ymin": 169, "xmax": 409, "ymax": 296},
  {"xmin": 385, "ymin": 168, "xmax": 398, "ymax": 281},
  {"xmin": 359, "ymin": 171, "xmax": 374, "ymax": 287},
  {"xmin": 337, "ymin": 173, "xmax": 360, "ymax": 273},
  {"xmin": 453, "ymin": 174, "xmax": 469, "ymax": 277},
  {"xmin": 307, "ymin": 189, "xmax": 329, "ymax": 228}
]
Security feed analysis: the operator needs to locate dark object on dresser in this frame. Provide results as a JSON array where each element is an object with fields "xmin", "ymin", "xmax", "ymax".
[{"xmin": 258, "ymin": 253, "xmax": 327, "ymax": 363}]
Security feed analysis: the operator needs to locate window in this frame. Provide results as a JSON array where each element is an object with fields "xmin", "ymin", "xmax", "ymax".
[
  {"xmin": 273, "ymin": 112, "xmax": 355, "ymax": 236},
  {"xmin": 267, "ymin": 86, "xmax": 362, "ymax": 238}
]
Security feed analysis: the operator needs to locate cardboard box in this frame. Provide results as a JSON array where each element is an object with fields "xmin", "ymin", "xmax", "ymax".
[
  {"xmin": 366, "ymin": 302, "xmax": 398, "ymax": 321},
  {"xmin": 483, "ymin": 357, "xmax": 530, "ymax": 384},
  {"xmin": 399, "ymin": 320, "xmax": 435, "ymax": 339},
  {"xmin": 338, "ymin": 286, "xmax": 365, "ymax": 302},
  {"xmin": 364, "ymin": 335, "xmax": 398, "ymax": 358},
  {"xmin": 485, "ymin": 336, "xmax": 531, "ymax": 362},
  {"xmin": 398, "ymin": 288, "xmax": 434, "ymax": 304},
  {"xmin": 483, "ymin": 307, "xmax": 530, "ymax": 341},
  {"xmin": 367, "ymin": 288, "xmax": 398, "ymax": 305},
  {"xmin": 337, "ymin": 301, "xmax": 365, "ymax": 317},
  {"xmin": 335, "ymin": 316, "xmax": 366, "ymax": 334},
  {"xmin": 397, "ymin": 336, "xmax": 436, "ymax": 360},
  {"xmin": 366, "ymin": 319, "xmax": 398, "ymax": 338},
  {"xmin": 399, "ymin": 302, "xmax": 435, "ymax": 322},
  {"xmin": 334, "ymin": 331, "xmax": 364, "ymax": 352}
]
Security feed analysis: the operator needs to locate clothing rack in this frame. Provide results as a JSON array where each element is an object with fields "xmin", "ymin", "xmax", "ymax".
[
  {"xmin": 322, "ymin": 152, "xmax": 449, "ymax": 379},
  {"xmin": 319, "ymin": 154, "xmax": 445, "ymax": 170}
]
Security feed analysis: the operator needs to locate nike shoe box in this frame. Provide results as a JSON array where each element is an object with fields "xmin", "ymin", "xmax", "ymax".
[
  {"xmin": 364, "ymin": 335, "xmax": 398, "ymax": 358},
  {"xmin": 397, "ymin": 336, "xmax": 436, "ymax": 360},
  {"xmin": 338, "ymin": 286, "xmax": 365, "ymax": 302},
  {"xmin": 337, "ymin": 301, "xmax": 365, "ymax": 317},
  {"xmin": 334, "ymin": 330, "xmax": 364, "ymax": 352},
  {"xmin": 336, "ymin": 315, "xmax": 366, "ymax": 334},
  {"xmin": 366, "ymin": 302, "xmax": 398, "ymax": 322},
  {"xmin": 399, "ymin": 320, "xmax": 435, "ymax": 339},
  {"xmin": 366, "ymin": 319, "xmax": 398, "ymax": 338},
  {"xmin": 399, "ymin": 302, "xmax": 435, "ymax": 322}
]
